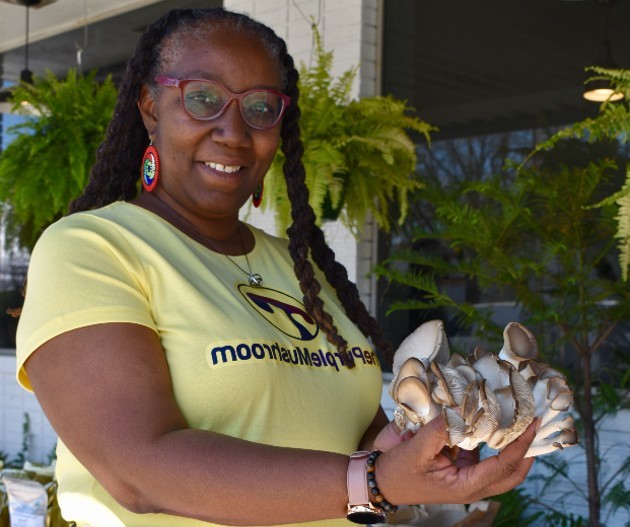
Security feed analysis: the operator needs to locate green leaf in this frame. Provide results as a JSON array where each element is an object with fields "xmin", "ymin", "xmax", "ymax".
[
  {"xmin": 522, "ymin": 67, "xmax": 630, "ymax": 278},
  {"xmin": 602, "ymin": 481, "xmax": 630, "ymax": 516},
  {"xmin": 263, "ymin": 25, "xmax": 434, "ymax": 234},
  {"xmin": 0, "ymin": 69, "xmax": 117, "ymax": 249}
]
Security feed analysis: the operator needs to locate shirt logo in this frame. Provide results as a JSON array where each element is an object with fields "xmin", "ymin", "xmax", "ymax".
[{"xmin": 238, "ymin": 285, "xmax": 319, "ymax": 341}]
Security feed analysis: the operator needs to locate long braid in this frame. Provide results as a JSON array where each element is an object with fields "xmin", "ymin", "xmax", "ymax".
[
  {"xmin": 278, "ymin": 48, "xmax": 394, "ymax": 367},
  {"xmin": 309, "ymin": 226, "xmax": 395, "ymax": 364},
  {"xmin": 278, "ymin": 51, "xmax": 355, "ymax": 368}
]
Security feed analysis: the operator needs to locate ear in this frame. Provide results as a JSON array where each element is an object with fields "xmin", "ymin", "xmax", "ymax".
[{"xmin": 138, "ymin": 84, "xmax": 159, "ymax": 138}]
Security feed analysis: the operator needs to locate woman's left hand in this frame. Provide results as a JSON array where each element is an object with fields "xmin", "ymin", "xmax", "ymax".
[{"xmin": 373, "ymin": 421, "xmax": 480, "ymax": 468}]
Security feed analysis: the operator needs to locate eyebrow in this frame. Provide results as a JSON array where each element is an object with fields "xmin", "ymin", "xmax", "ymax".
[{"xmin": 173, "ymin": 70, "xmax": 282, "ymax": 92}]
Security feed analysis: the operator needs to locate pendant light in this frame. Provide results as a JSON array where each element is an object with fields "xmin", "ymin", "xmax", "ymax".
[
  {"xmin": 583, "ymin": 0, "xmax": 624, "ymax": 102},
  {"xmin": 0, "ymin": 0, "xmax": 55, "ymax": 5},
  {"xmin": 0, "ymin": 0, "xmax": 57, "ymax": 113}
]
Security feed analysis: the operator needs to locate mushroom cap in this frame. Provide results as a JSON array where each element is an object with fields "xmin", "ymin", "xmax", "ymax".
[
  {"xmin": 518, "ymin": 361, "xmax": 538, "ymax": 382},
  {"xmin": 389, "ymin": 357, "xmax": 428, "ymax": 399},
  {"xmin": 547, "ymin": 377, "xmax": 573, "ymax": 410},
  {"xmin": 486, "ymin": 368, "xmax": 535, "ymax": 450},
  {"xmin": 458, "ymin": 380, "xmax": 500, "ymax": 449},
  {"xmin": 537, "ymin": 413, "xmax": 575, "ymax": 438},
  {"xmin": 530, "ymin": 361, "xmax": 566, "ymax": 381},
  {"xmin": 447, "ymin": 353, "xmax": 467, "ymax": 368},
  {"xmin": 395, "ymin": 376, "xmax": 441, "ymax": 426},
  {"xmin": 526, "ymin": 426, "xmax": 579, "ymax": 458},
  {"xmin": 498, "ymin": 322, "xmax": 539, "ymax": 366},
  {"xmin": 392, "ymin": 320, "xmax": 449, "ymax": 376},
  {"xmin": 469, "ymin": 354, "xmax": 512, "ymax": 392},
  {"xmin": 453, "ymin": 363, "xmax": 478, "ymax": 383}
]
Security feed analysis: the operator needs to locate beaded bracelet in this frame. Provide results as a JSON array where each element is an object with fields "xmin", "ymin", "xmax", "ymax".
[{"xmin": 366, "ymin": 451, "xmax": 398, "ymax": 513}]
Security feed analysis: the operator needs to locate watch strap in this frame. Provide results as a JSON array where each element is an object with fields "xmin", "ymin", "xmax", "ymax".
[
  {"xmin": 347, "ymin": 451, "xmax": 371, "ymax": 506},
  {"xmin": 346, "ymin": 451, "xmax": 386, "ymax": 524}
]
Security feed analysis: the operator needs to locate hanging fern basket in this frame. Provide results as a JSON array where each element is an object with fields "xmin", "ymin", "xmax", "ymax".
[
  {"xmin": 263, "ymin": 29, "xmax": 435, "ymax": 235},
  {"xmin": 0, "ymin": 69, "xmax": 117, "ymax": 250}
]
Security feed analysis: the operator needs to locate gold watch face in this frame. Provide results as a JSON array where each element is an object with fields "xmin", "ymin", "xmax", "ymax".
[{"xmin": 347, "ymin": 505, "xmax": 386, "ymax": 525}]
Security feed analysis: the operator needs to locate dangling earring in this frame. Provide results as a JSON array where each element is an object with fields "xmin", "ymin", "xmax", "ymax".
[
  {"xmin": 141, "ymin": 143, "xmax": 160, "ymax": 192},
  {"xmin": 252, "ymin": 181, "xmax": 264, "ymax": 208}
]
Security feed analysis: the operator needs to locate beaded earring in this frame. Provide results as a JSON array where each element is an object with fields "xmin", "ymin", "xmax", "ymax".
[
  {"xmin": 141, "ymin": 143, "xmax": 160, "ymax": 192},
  {"xmin": 252, "ymin": 181, "xmax": 264, "ymax": 208}
]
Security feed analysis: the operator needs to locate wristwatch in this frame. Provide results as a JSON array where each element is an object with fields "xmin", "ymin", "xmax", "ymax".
[{"xmin": 346, "ymin": 451, "xmax": 387, "ymax": 524}]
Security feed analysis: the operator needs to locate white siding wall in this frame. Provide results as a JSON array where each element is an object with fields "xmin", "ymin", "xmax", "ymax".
[
  {"xmin": 224, "ymin": 0, "xmax": 378, "ymax": 94},
  {"xmin": 0, "ymin": 352, "xmax": 56, "ymax": 464}
]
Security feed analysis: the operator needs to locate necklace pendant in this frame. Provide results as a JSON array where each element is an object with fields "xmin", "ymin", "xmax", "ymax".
[{"xmin": 248, "ymin": 273, "xmax": 263, "ymax": 287}]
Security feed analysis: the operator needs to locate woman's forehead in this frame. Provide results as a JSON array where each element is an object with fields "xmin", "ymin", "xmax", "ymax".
[
  {"xmin": 160, "ymin": 27, "xmax": 283, "ymax": 88},
  {"xmin": 162, "ymin": 25, "xmax": 273, "ymax": 65}
]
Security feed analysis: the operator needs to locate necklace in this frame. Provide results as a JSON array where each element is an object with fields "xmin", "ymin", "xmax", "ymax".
[{"xmin": 144, "ymin": 193, "xmax": 263, "ymax": 287}]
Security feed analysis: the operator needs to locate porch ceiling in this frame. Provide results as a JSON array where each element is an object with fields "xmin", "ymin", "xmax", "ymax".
[{"xmin": 0, "ymin": 0, "xmax": 628, "ymax": 139}]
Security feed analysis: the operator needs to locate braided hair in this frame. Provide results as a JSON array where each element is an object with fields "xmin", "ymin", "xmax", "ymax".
[{"xmin": 69, "ymin": 8, "xmax": 394, "ymax": 367}]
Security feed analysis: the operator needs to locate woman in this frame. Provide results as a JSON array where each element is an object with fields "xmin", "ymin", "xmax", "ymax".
[{"xmin": 16, "ymin": 8, "xmax": 536, "ymax": 527}]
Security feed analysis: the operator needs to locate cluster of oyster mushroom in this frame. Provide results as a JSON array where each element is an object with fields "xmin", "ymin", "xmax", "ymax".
[{"xmin": 390, "ymin": 320, "xmax": 578, "ymax": 457}]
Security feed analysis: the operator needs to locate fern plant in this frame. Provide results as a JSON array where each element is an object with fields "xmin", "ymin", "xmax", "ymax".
[
  {"xmin": 526, "ymin": 67, "xmax": 630, "ymax": 278},
  {"xmin": 0, "ymin": 68, "xmax": 117, "ymax": 250},
  {"xmin": 264, "ymin": 29, "xmax": 434, "ymax": 234},
  {"xmin": 375, "ymin": 139, "xmax": 630, "ymax": 527}
]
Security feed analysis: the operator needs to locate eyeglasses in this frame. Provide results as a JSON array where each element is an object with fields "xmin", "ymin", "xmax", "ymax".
[{"xmin": 155, "ymin": 76, "xmax": 291, "ymax": 130}]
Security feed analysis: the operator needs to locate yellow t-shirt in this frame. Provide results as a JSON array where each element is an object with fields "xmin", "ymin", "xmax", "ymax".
[{"xmin": 16, "ymin": 202, "xmax": 383, "ymax": 527}]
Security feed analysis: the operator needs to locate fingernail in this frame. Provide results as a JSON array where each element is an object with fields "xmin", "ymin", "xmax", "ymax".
[{"xmin": 401, "ymin": 430, "xmax": 414, "ymax": 441}]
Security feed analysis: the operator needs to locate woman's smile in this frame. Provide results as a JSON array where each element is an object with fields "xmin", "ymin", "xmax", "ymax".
[{"xmin": 204, "ymin": 161, "xmax": 241, "ymax": 174}]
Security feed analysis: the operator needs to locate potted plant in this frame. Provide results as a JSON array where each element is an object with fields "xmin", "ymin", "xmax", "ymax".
[
  {"xmin": 0, "ymin": 68, "xmax": 117, "ymax": 250},
  {"xmin": 263, "ymin": 29, "xmax": 434, "ymax": 234}
]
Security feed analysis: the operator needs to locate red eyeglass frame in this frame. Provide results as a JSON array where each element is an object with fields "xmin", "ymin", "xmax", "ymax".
[{"xmin": 154, "ymin": 76, "xmax": 291, "ymax": 129}]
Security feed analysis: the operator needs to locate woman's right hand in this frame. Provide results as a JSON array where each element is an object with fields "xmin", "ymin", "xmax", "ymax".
[{"xmin": 374, "ymin": 415, "xmax": 538, "ymax": 506}]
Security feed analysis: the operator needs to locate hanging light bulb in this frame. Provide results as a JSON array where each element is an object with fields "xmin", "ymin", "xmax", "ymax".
[
  {"xmin": 583, "ymin": 83, "xmax": 623, "ymax": 103},
  {"xmin": 0, "ymin": 2, "xmax": 37, "ymax": 113},
  {"xmin": 0, "ymin": 0, "xmax": 58, "ymax": 88},
  {"xmin": 583, "ymin": 0, "xmax": 624, "ymax": 102},
  {"xmin": 583, "ymin": 41, "xmax": 624, "ymax": 102},
  {"xmin": 0, "ymin": 0, "xmax": 55, "ymax": 5}
]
